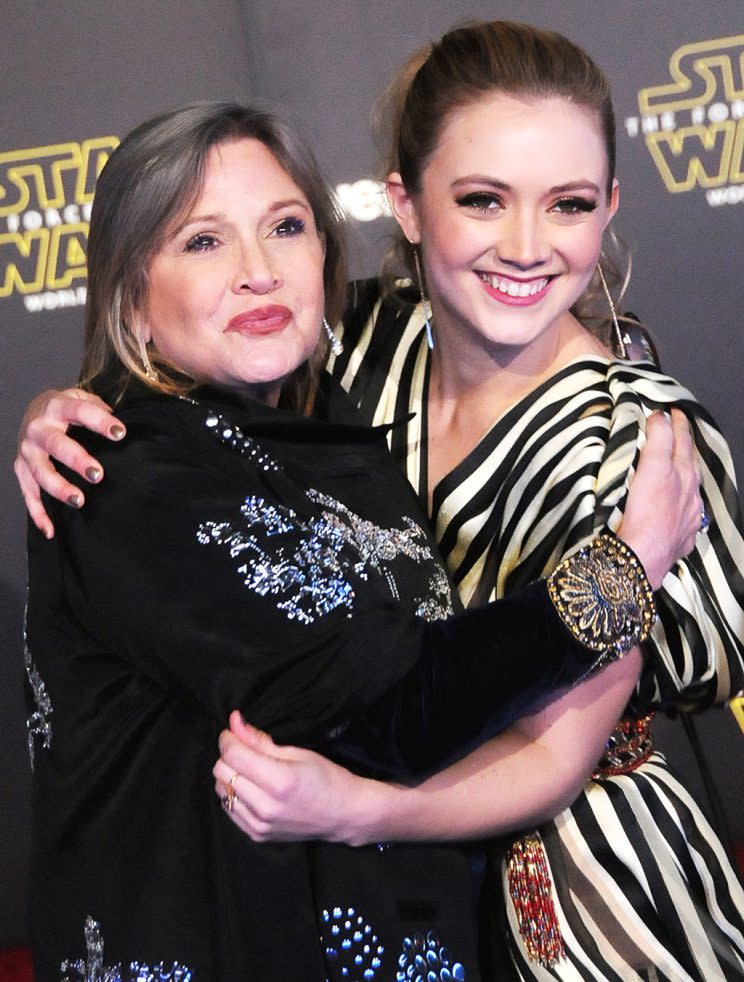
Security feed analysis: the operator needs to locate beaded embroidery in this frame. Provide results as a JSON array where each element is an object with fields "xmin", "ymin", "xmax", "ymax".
[
  {"xmin": 321, "ymin": 906, "xmax": 385, "ymax": 979},
  {"xmin": 547, "ymin": 533, "xmax": 656, "ymax": 658},
  {"xmin": 197, "ymin": 489, "xmax": 453, "ymax": 625},
  {"xmin": 396, "ymin": 932, "xmax": 466, "ymax": 981},
  {"xmin": 60, "ymin": 916, "xmax": 193, "ymax": 981},
  {"xmin": 24, "ymin": 591, "xmax": 52, "ymax": 770},
  {"xmin": 205, "ymin": 411, "xmax": 279, "ymax": 471},
  {"xmin": 594, "ymin": 712, "xmax": 655, "ymax": 777},
  {"xmin": 506, "ymin": 835, "xmax": 565, "ymax": 967}
]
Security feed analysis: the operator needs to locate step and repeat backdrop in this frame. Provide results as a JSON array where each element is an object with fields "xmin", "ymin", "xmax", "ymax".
[{"xmin": 2, "ymin": 0, "xmax": 742, "ymax": 944}]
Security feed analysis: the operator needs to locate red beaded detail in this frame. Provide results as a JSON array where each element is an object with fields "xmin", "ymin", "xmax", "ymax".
[
  {"xmin": 506, "ymin": 834, "xmax": 566, "ymax": 966},
  {"xmin": 593, "ymin": 712, "xmax": 655, "ymax": 778}
]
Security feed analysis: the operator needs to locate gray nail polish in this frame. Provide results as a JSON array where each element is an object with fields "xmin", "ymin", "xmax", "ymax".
[
  {"xmin": 67, "ymin": 493, "xmax": 83, "ymax": 508},
  {"xmin": 109, "ymin": 425, "xmax": 125, "ymax": 440},
  {"xmin": 85, "ymin": 467, "xmax": 102, "ymax": 483}
]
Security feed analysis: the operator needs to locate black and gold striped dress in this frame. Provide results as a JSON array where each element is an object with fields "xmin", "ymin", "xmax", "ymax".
[{"xmin": 330, "ymin": 279, "xmax": 744, "ymax": 982}]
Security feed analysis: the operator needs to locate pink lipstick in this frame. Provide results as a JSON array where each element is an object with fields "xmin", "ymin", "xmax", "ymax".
[{"xmin": 476, "ymin": 272, "xmax": 553, "ymax": 307}]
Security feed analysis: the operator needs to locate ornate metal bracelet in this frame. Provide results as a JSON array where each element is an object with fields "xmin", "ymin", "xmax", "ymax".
[{"xmin": 547, "ymin": 532, "xmax": 656, "ymax": 657}]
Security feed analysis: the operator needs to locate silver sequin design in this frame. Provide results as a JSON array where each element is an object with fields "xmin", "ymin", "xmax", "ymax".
[
  {"xmin": 60, "ymin": 916, "xmax": 193, "ymax": 981},
  {"xmin": 197, "ymin": 489, "xmax": 454, "ymax": 625},
  {"xmin": 397, "ymin": 932, "xmax": 466, "ymax": 981},
  {"xmin": 321, "ymin": 906, "xmax": 385, "ymax": 979},
  {"xmin": 24, "ymin": 589, "xmax": 52, "ymax": 770},
  {"xmin": 205, "ymin": 411, "xmax": 280, "ymax": 471}
]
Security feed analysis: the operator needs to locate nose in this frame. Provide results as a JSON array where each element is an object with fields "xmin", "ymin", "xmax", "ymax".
[
  {"xmin": 495, "ymin": 210, "xmax": 549, "ymax": 271},
  {"xmin": 231, "ymin": 240, "xmax": 282, "ymax": 295}
]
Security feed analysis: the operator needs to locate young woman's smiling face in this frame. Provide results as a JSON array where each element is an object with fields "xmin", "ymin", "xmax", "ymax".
[{"xmin": 389, "ymin": 93, "xmax": 619, "ymax": 360}]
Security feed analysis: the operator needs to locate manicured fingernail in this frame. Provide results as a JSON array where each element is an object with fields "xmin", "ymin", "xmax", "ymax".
[
  {"xmin": 109, "ymin": 425, "xmax": 125, "ymax": 440},
  {"xmin": 67, "ymin": 493, "xmax": 83, "ymax": 508},
  {"xmin": 85, "ymin": 466, "xmax": 102, "ymax": 483}
]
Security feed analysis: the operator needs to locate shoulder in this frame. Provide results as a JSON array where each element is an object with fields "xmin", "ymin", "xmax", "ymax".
[
  {"xmin": 73, "ymin": 389, "xmax": 195, "ymax": 474},
  {"xmin": 605, "ymin": 359, "xmax": 713, "ymax": 420},
  {"xmin": 342, "ymin": 277, "xmax": 420, "ymax": 344}
]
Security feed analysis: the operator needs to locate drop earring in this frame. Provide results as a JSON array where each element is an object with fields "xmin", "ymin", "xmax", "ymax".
[
  {"xmin": 323, "ymin": 317, "xmax": 343, "ymax": 357},
  {"xmin": 412, "ymin": 245, "xmax": 434, "ymax": 350},
  {"xmin": 597, "ymin": 264, "xmax": 627, "ymax": 359},
  {"xmin": 137, "ymin": 333, "xmax": 155, "ymax": 379}
]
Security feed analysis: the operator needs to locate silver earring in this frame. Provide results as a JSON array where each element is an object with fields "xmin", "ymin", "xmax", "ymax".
[
  {"xmin": 412, "ymin": 245, "xmax": 434, "ymax": 350},
  {"xmin": 597, "ymin": 264, "xmax": 627, "ymax": 359},
  {"xmin": 323, "ymin": 317, "xmax": 343, "ymax": 357},
  {"xmin": 137, "ymin": 334, "xmax": 155, "ymax": 379}
]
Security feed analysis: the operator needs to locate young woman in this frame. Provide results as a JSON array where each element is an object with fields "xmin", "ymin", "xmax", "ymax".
[
  {"xmin": 214, "ymin": 21, "xmax": 744, "ymax": 982},
  {"xmin": 16, "ymin": 21, "xmax": 744, "ymax": 982}
]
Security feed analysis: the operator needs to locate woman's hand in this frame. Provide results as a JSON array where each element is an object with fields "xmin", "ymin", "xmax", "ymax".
[
  {"xmin": 14, "ymin": 387, "xmax": 126, "ymax": 538},
  {"xmin": 618, "ymin": 409, "xmax": 703, "ymax": 589},
  {"xmin": 213, "ymin": 712, "xmax": 386, "ymax": 846}
]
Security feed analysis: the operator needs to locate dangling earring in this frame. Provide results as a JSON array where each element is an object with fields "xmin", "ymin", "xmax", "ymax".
[
  {"xmin": 323, "ymin": 317, "xmax": 343, "ymax": 357},
  {"xmin": 412, "ymin": 244, "xmax": 434, "ymax": 351},
  {"xmin": 137, "ymin": 333, "xmax": 155, "ymax": 379},
  {"xmin": 597, "ymin": 264, "xmax": 627, "ymax": 359}
]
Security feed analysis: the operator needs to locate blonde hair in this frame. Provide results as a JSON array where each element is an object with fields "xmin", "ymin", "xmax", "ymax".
[
  {"xmin": 376, "ymin": 20, "xmax": 630, "ymax": 347},
  {"xmin": 81, "ymin": 101, "xmax": 347, "ymax": 409}
]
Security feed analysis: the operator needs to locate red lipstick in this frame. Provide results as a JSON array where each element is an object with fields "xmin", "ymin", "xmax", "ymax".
[{"xmin": 225, "ymin": 305, "xmax": 292, "ymax": 336}]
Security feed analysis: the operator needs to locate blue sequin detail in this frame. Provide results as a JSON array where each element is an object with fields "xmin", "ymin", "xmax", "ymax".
[
  {"xmin": 24, "ymin": 589, "xmax": 52, "ymax": 770},
  {"xmin": 60, "ymin": 916, "xmax": 193, "ymax": 981},
  {"xmin": 205, "ymin": 412, "xmax": 280, "ymax": 471},
  {"xmin": 396, "ymin": 932, "xmax": 465, "ymax": 982},
  {"xmin": 321, "ymin": 907, "xmax": 384, "ymax": 979},
  {"xmin": 197, "ymin": 488, "xmax": 453, "ymax": 625}
]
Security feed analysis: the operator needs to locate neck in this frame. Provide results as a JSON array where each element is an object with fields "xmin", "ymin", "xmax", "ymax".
[
  {"xmin": 429, "ymin": 306, "xmax": 606, "ymax": 409},
  {"xmin": 423, "ymin": 304, "xmax": 609, "ymax": 503}
]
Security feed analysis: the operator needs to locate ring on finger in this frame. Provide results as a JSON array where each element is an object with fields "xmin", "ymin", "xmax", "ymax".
[
  {"xmin": 221, "ymin": 772, "xmax": 239, "ymax": 813},
  {"xmin": 699, "ymin": 507, "xmax": 711, "ymax": 534}
]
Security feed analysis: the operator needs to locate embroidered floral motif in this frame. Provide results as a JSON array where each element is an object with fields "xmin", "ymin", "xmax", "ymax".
[
  {"xmin": 197, "ymin": 489, "xmax": 453, "ymax": 625},
  {"xmin": 414, "ymin": 566, "xmax": 454, "ymax": 622},
  {"xmin": 60, "ymin": 916, "xmax": 193, "ymax": 981},
  {"xmin": 205, "ymin": 411, "xmax": 280, "ymax": 471},
  {"xmin": 321, "ymin": 906, "xmax": 384, "ymax": 979},
  {"xmin": 396, "ymin": 932, "xmax": 466, "ymax": 981},
  {"xmin": 24, "ymin": 593, "xmax": 51, "ymax": 770}
]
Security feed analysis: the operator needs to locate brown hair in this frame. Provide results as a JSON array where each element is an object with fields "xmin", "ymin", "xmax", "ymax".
[
  {"xmin": 377, "ymin": 20, "xmax": 630, "ymax": 346},
  {"xmin": 80, "ymin": 101, "xmax": 347, "ymax": 408}
]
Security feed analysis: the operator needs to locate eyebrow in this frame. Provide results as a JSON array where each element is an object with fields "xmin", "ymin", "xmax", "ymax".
[
  {"xmin": 172, "ymin": 199, "xmax": 311, "ymax": 236},
  {"xmin": 451, "ymin": 176, "xmax": 601, "ymax": 194}
]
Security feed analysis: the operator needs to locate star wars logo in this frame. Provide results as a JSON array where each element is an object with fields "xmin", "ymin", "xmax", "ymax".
[
  {"xmin": 0, "ymin": 137, "xmax": 119, "ymax": 312},
  {"xmin": 624, "ymin": 34, "xmax": 744, "ymax": 207}
]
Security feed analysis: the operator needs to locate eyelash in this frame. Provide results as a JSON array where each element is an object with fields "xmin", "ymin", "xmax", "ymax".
[
  {"xmin": 552, "ymin": 197, "xmax": 597, "ymax": 215},
  {"xmin": 455, "ymin": 193, "xmax": 598, "ymax": 216},
  {"xmin": 273, "ymin": 216, "xmax": 306, "ymax": 237},
  {"xmin": 456, "ymin": 192, "xmax": 502, "ymax": 212},
  {"xmin": 183, "ymin": 217, "xmax": 306, "ymax": 253},
  {"xmin": 184, "ymin": 232, "xmax": 219, "ymax": 253}
]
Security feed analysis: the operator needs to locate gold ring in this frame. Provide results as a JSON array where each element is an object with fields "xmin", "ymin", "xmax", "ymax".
[{"xmin": 221, "ymin": 773, "xmax": 239, "ymax": 813}]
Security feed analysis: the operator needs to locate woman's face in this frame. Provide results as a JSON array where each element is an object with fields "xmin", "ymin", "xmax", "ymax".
[
  {"xmin": 139, "ymin": 137, "xmax": 326, "ymax": 405},
  {"xmin": 388, "ymin": 93, "xmax": 618, "ymax": 357}
]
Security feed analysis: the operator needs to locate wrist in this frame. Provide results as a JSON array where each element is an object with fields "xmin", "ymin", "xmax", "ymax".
[
  {"xmin": 547, "ymin": 532, "xmax": 656, "ymax": 662},
  {"xmin": 337, "ymin": 777, "xmax": 411, "ymax": 847},
  {"xmin": 616, "ymin": 525, "xmax": 666, "ymax": 591}
]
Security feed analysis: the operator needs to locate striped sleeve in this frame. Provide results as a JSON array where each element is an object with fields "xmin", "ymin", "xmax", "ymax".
[{"xmin": 604, "ymin": 363, "xmax": 744, "ymax": 709}]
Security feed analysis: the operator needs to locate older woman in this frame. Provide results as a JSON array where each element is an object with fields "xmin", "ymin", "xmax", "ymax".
[{"xmin": 23, "ymin": 100, "xmax": 698, "ymax": 982}]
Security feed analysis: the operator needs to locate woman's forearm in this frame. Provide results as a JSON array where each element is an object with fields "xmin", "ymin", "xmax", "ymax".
[{"xmin": 335, "ymin": 646, "xmax": 642, "ymax": 846}]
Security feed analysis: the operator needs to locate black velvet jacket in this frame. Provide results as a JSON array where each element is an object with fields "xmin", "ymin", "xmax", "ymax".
[{"xmin": 26, "ymin": 375, "xmax": 601, "ymax": 981}]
